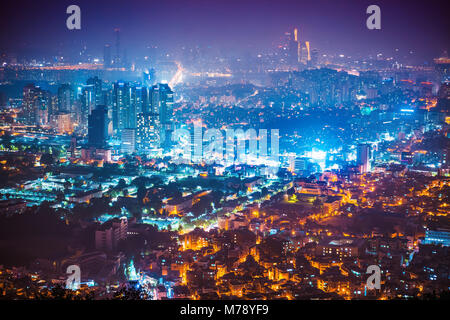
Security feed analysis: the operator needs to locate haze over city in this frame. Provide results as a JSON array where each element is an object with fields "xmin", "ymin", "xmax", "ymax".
[
  {"xmin": 0, "ymin": 0, "xmax": 449, "ymax": 305},
  {"xmin": 1, "ymin": 0, "xmax": 448, "ymax": 62}
]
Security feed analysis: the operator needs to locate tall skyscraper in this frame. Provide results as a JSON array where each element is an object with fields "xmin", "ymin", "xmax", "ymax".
[
  {"xmin": 310, "ymin": 48, "xmax": 319, "ymax": 67},
  {"xmin": 288, "ymin": 28, "xmax": 299, "ymax": 66},
  {"xmin": 103, "ymin": 44, "xmax": 112, "ymax": 69},
  {"xmin": 51, "ymin": 112, "xmax": 72, "ymax": 134},
  {"xmin": 356, "ymin": 144, "xmax": 371, "ymax": 173},
  {"xmin": 300, "ymin": 42, "xmax": 309, "ymax": 64},
  {"xmin": 143, "ymin": 69, "xmax": 156, "ymax": 87},
  {"xmin": 150, "ymin": 83, "xmax": 174, "ymax": 150},
  {"xmin": 48, "ymin": 95, "xmax": 58, "ymax": 120},
  {"xmin": 437, "ymin": 82, "xmax": 450, "ymax": 112},
  {"xmin": 112, "ymin": 81, "xmax": 135, "ymax": 135},
  {"xmin": 132, "ymin": 86, "xmax": 150, "ymax": 114},
  {"xmin": 192, "ymin": 120, "xmax": 203, "ymax": 163},
  {"xmin": 22, "ymin": 84, "xmax": 38, "ymax": 124},
  {"xmin": 57, "ymin": 84, "xmax": 74, "ymax": 113},
  {"xmin": 80, "ymin": 84, "xmax": 95, "ymax": 132},
  {"xmin": 88, "ymin": 105, "xmax": 109, "ymax": 148},
  {"xmin": 136, "ymin": 112, "xmax": 160, "ymax": 154},
  {"xmin": 121, "ymin": 128, "xmax": 136, "ymax": 154},
  {"xmin": 305, "ymin": 41, "xmax": 311, "ymax": 62},
  {"xmin": 434, "ymin": 54, "xmax": 450, "ymax": 84},
  {"xmin": 87, "ymin": 77, "xmax": 103, "ymax": 106},
  {"xmin": 22, "ymin": 84, "xmax": 50, "ymax": 126}
]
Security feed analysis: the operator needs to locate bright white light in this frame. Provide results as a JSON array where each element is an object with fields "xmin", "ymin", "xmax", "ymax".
[{"xmin": 309, "ymin": 150, "xmax": 327, "ymax": 160}]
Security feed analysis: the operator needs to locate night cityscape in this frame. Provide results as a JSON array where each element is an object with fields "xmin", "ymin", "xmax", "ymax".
[{"xmin": 0, "ymin": 0, "xmax": 449, "ymax": 305}]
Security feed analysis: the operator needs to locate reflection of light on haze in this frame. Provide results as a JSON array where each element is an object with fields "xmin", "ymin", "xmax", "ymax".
[
  {"xmin": 169, "ymin": 61, "xmax": 183, "ymax": 87},
  {"xmin": 309, "ymin": 149, "xmax": 327, "ymax": 160},
  {"xmin": 307, "ymin": 149, "xmax": 326, "ymax": 171},
  {"xmin": 347, "ymin": 153, "xmax": 356, "ymax": 161}
]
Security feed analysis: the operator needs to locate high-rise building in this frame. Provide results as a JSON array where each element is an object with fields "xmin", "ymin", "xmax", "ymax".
[
  {"xmin": 103, "ymin": 44, "xmax": 112, "ymax": 69},
  {"xmin": 434, "ymin": 54, "xmax": 450, "ymax": 84},
  {"xmin": 87, "ymin": 77, "xmax": 103, "ymax": 106},
  {"xmin": 132, "ymin": 86, "xmax": 150, "ymax": 114},
  {"xmin": 95, "ymin": 217, "xmax": 128, "ymax": 251},
  {"xmin": 22, "ymin": 84, "xmax": 50, "ymax": 126},
  {"xmin": 35, "ymin": 96, "xmax": 49, "ymax": 126},
  {"xmin": 136, "ymin": 112, "xmax": 160, "ymax": 154},
  {"xmin": 192, "ymin": 120, "xmax": 203, "ymax": 163},
  {"xmin": 80, "ymin": 84, "xmax": 96, "ymax": 131},
  {"xmin": 112, "ymin": 81, "xmax": 135, "ymax": 135},
  {"xmin": 288, "ymin": 28, "xmax": 299, "ymax": 66},
  {"xmin": 88, "ymin": 105, "xmax": 109, "ymax": 148},
  {"xmin": 422, "ymin": 229, "xmax": 450, "ymax": 247},
  {"xmin": 48, "ymin": 95, "xmax": 58, "ymax": 120},
  {"xmin": 150, "ymin": 83, "xmax": 174, "ymax": 150},
  {"xmin": 356, "ymin": 144, "xmax": 371, "ymax": 173},
  {"xmin": 143, "ymin": 69, "xmax": 156, "ymax": 87},
  {"xmin": 289, "ymin": 157, "xmax": 309, "ymax": 174},
  {"xmin": 22, "ymin": 84, "xmax": 40, "ymax": 124},
  {"xmin": 310, "ymin": 48, "xmax": 319, "ymax": 67},
  {"xmin": 81, "ymin": 85, "xmax": 94, "ymax": 112},
  {"xmin": 51, "ymin": 112, "xmax": 72, "ymax": 134},
  {"xmin": 57, "ymin": 84, "xmax": 74, "ymax": 113},
  {"xmin": 437, "ymin": 82, "xmax": 450, "ymax": 113},
  {"xmin": 121, "ymin": 128, "xmax": 136, "ymax": 154},
  {"xmin": 305, "ymin": 41, "xmax": 311, "ymax": 62},
  {"xmin": 300, "ymin": 42, "xmax": 310, "ymax": 65},
  {"xmin": 100, "ymin": 87, "xmax": 114, "ymax": 136}
]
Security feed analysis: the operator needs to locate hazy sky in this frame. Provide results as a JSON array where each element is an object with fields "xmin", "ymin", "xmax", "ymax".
[{"xmin": 0, "ymin": 0, "xmax": 448, "ymax": 61}]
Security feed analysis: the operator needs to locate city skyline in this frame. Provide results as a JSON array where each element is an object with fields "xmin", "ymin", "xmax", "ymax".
[{"xmin": 0, "ymin": 0, "xmax": 449, "ymax": 304}]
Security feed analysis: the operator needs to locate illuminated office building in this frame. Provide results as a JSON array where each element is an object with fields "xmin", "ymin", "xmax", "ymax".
[
  {"xmin": 22, "ymin": 84, "xmax": 50, "ymax": 126},
  {"xmin": 150, "ymin": 83, "xmax": 174, "ymax": 150},
  {"xmin": 422, "ymin": 229, "xmax": 450, "ymax": 247},
  {"xmin": 87, "ymin": 76, "xmax": 103, "ymax": 106},
  {"xmin": 51, "ymin": 112, "xmax": 72, "ymax": 134},
  {"xmin": 121, "ymin": 128, "xmax": 136, "ymax": 154},
  {"xmin": 57, "ymin": 84, "xmax": 74, "ymax": 113},
  {"xmin": 80, "ymin": 83, "xmax": 96, "ymax": 131},
  {"xmin": 88, "ymin": 105, "xmax": 109, "ymax": 148},
  {"xmin": 136, "ymin": 112, "xmax": 160, "ymax": 154},
  {"xmin": 103, "ymin": 44, "xmax": 112, "ymax": 68},
  {"xmin": 356, "ymin": 144, "xmax": 371, "ymax": 173},
  {"xmin": 112, "ymin": 81, "xmax": 134, "ymax": 135},
  {"xmin": 133, "ymin": 86, "xmax": 150, "ymax": 114}
]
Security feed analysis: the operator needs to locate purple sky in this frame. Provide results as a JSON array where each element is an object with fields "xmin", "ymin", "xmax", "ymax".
[{"xmin": 0, "ymin": 0, "xmax": 448, "ymax": 61}]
